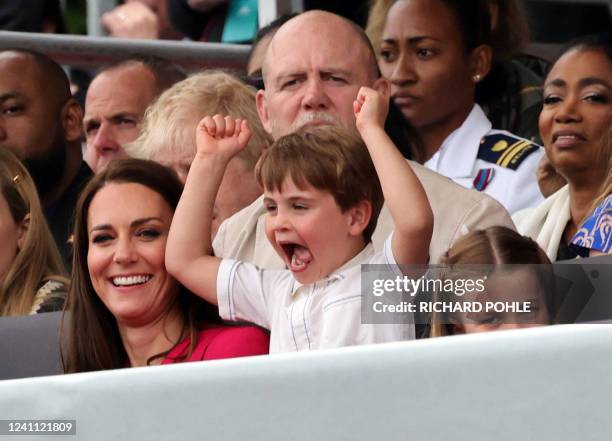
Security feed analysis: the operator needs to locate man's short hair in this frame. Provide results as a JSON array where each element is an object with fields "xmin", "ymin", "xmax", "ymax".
[
  {"xmin": 248, "ymin": 13, "xmax": 299, "ymax": 65},
  {"xmin": 261, "ymin": 11, "xmax": 380, "ymax": 85},
  {"xmin": 97, "ymin": 54, "xmax": 186, "ymax": 96},
  {"xmin": 125, "ymin": 70, "xmax": 271, "ymax": 170},
  {"xmin": 255, "ymin": 126, "xmax": 384, "ymax": 243},
  {"xmin": 345, "ymin": 15, "xmax": 381, "ymax": 80},
  {"xmin": 0, "ymin": 48, "xmax": 71, "ymax": 107}
]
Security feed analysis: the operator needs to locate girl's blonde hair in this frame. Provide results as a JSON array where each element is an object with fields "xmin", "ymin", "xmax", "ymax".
[
  {"xmin": 0, "ymin": 147, "xmax": 66, "ymax": 316},
  {"xmin": 125, "ymin": 70, "xmax": 271, "ymax": 171}
]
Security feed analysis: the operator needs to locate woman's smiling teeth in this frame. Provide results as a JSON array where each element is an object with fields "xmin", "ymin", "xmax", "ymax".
[{"xmin": 112, "ymin": 275, "xmax": 152, "ymax": 287}]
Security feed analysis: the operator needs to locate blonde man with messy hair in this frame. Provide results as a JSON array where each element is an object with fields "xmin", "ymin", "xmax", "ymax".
[
  {"xmin": 0, "ymin": 148, "xmax": 68, "ymax": 316},
  {"xmin": 125, "ymin": 71, "xmax": 272, "ymax": 237}
]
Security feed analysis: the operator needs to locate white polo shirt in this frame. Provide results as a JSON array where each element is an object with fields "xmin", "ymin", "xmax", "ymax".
[{"xmin": 217, "ymin": 236, "xmax": 415, "ymax": 353}]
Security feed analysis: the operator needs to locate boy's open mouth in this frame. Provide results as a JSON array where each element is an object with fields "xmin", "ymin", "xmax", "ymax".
[{"xmin": 279, "ymin": 242, "xmax": 313, "ymax": 272}]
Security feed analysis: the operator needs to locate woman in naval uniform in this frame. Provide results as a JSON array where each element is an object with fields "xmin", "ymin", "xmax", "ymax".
[{"xmin": 377, "ymin": 0, "xmax": 544, "ymax": 214}]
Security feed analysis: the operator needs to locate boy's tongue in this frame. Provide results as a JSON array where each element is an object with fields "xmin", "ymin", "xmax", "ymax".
[{"xmin": 290, "ymin": 245, "xmax": 313, "ymax": 272}]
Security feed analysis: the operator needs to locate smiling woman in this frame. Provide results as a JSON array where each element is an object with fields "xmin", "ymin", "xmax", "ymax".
[
  {"xmin": 62, "ymin": 159, "xmax": 269, "ymax": 372},
  {"xmin": 514, "ymin": 33, "xmax": 612, "ymax": 260}
]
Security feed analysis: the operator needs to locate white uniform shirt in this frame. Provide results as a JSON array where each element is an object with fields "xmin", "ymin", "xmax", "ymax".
[
  {"xmin": 425, "ymin": 104, "xmax": 544, "ymax": 214},
  {"xmin": 216, "ymin": 236, "xmax": 415, "ymax": 353}
]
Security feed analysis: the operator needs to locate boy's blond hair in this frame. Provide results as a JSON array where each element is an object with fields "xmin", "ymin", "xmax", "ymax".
[
  {"xmin": 255, "ymin": 126, "xmax": 384, "ymax": 243},
  {"xmin": 125, "ymin": 71, "xmax": 272, "ymax": 170}
]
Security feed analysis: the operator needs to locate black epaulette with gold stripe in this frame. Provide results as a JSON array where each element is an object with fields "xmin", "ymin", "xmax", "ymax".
[{"xmin": 477, "ymin": 133, "xmax": 540, "ymax": 170}]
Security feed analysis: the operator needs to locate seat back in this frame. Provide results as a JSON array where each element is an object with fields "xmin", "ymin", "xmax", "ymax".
[{"xmin": 0, "ymin": 311, "xmax": 64, "ymax": 380}]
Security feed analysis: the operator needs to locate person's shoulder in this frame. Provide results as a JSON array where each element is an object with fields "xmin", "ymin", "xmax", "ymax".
[
  {"xmin": 63, "ymin": 162, "xmax": 93, "ymax": 201},
  {"xmin": 213, "ymin": 194, "xmax": 265, "ymax": 255},
  {"xmin": 512, "ymin": 185, "xmax": 569, "ymax": 231},
  {"xmin": 395, "ymin": 161, "xmax": 515, "ymax": 262},
  {"xmin": 477, "ymin": 130, "xmax": 542, "ymax": 171},
  {"xmin": 228, "ymin": 194, "xmax": 265, "ymax": 222},
  {"xmin": 512, "ymin": 205, "xmax": 537, "ymax": 229},
  {"xmin": 30, "ymin": 278, "xmax": 68, "ymax": 314},
  {"xmin": 214, "ymin": 195, "xmax": 265, "ymax": 242},
  {"xmin": 75, "ymin": 162, "xmax": 94, "ymax": 185},
  {"xmin": 210, "ymin": 325, "xmax": 270, "ymax": 340},
  {"xmin": 410, "ymin": 160, "xmax": 502, "ymax": 205},
  {"xmin": 205, "ymin": 325, "xmax": 270, "ymax": 358},
  {"xmin": 571, "ymin": 194, "xmax": 612, "ymax": 255}
]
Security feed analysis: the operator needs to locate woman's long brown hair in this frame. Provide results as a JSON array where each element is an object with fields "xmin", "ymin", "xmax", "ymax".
[{"xmin": 62, "ymin": 159, "xmax": 219, "ymax": 373}]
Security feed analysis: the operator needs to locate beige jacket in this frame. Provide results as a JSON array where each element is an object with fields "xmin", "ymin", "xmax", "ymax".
[{"xmin": 213, "ymin": 161, "xmax": 515, "ymax": 267}]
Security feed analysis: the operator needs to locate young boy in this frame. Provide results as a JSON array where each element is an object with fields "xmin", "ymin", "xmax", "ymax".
[{"xmin": 166, "ymin": 87, "xmax": 433, "ymax": 353}]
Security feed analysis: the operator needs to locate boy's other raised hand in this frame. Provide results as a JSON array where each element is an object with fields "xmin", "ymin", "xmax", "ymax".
[
  {"xmin": 196, "ymin": 115, "xmax": 251, "ymax": 161},
  {"xmin": 353, "ymin": 86, "xmax": 390, "ymax": 134}
]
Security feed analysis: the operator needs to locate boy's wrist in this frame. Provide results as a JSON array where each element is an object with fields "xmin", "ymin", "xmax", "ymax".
[
  {"xmin": 357, "ymin": 123, "xmax": 386, "ymax": 140},
  {"xmin": 193, "ymin": 151, "xmax": 233, "ymax": 167}
]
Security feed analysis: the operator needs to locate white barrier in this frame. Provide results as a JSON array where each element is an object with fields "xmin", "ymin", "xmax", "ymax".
[{"xmin": 0, "ymin": 324, "xmax": 610, "ymax": 440}]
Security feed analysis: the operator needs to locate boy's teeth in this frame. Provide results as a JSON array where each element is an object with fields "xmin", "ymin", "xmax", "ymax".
[
  {"xmin": 112, "ymin": 275, "xmax": 151, "ymax": 286},
  {"xmin": 289, "ymin": 245, "xmax": 313, "ymax": 271},
  {"xmin": 292, "ymin": 254, "xmax": 304, "ymax": 266},
  {"xmin": 293, "ymin": 245, "xmax": 313, "ymax": 263},
  {"xmin": 291, "ymin": 253, "xmax": 307, "ymax": 271}
]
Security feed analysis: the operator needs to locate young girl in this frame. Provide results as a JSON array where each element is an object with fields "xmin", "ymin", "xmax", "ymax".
[
  {"xmin": 0, "ymin": 147, "xmax": 67, "ymax": 316},
  {"xmin": 428, "ymin": 226, "xmax": 554, "ymax": 337}
]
